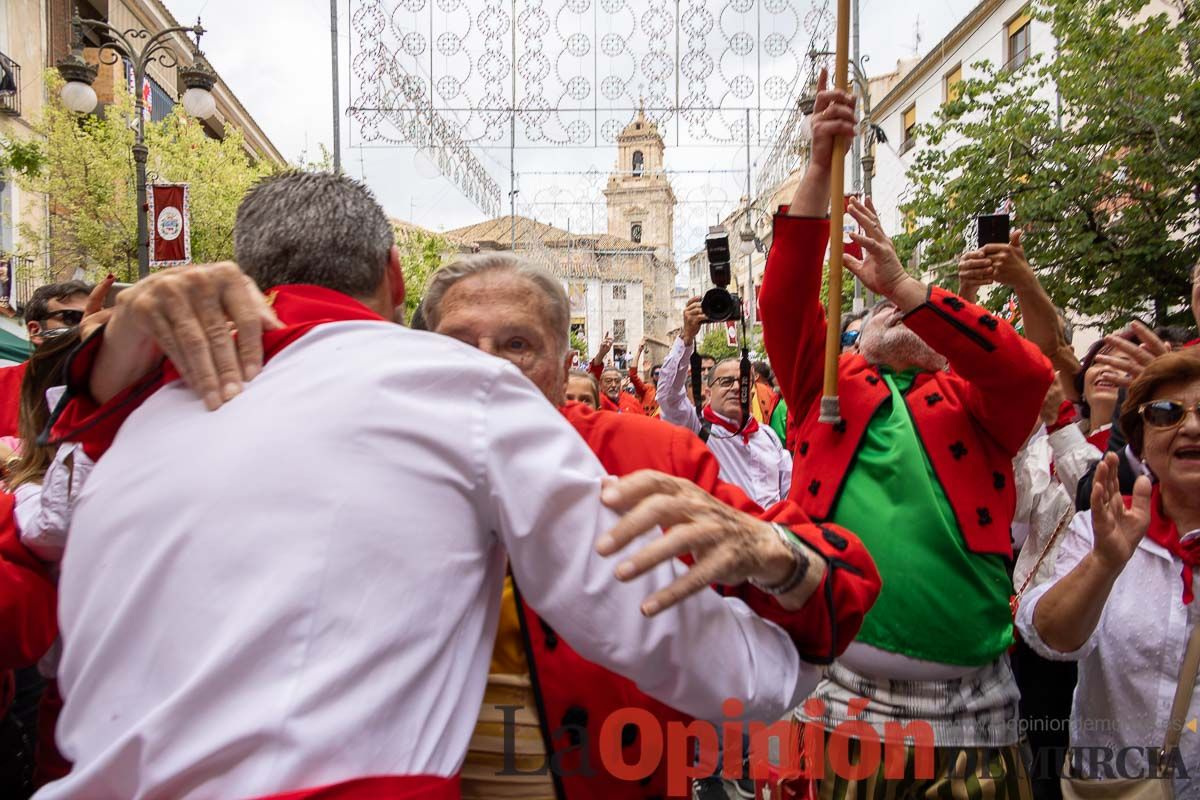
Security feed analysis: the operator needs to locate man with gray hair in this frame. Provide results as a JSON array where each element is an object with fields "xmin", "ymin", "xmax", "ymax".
[
  {"xmin": 39, "ymin": 172, "xmax": 824, "ymax": 800},
  {"xmin": 655, "ymin": 296, "xmax": 793, "ymax": 508}
]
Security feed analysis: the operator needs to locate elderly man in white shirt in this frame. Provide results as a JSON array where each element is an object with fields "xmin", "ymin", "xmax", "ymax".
[
  {"xmin": 37, "ymin": 172, "xmax": 817, "ymax": 800},
  {"xmin": 656, "ymin": 297, "xmax": 792, "ymax": 508}
]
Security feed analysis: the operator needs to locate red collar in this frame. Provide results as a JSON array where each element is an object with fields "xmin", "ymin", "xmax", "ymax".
[
  {"xmin": 1140, "ymin": 485, "xmax": 1200, "ymax": 605},
  {"xmin": 162, "ymin": 284, "xmax": 386, "ymax": 384},
  {"xmin": 703, "ymin": 405, "xmax": 759, "ymax": 444}
]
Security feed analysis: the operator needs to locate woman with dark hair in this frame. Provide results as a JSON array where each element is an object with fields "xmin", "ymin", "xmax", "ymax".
[
  {"xmin": 0, "ymin": 328, "xmax": 85, "ymax": 795},
  {"xmin": 1017, "ymin": 350, "xmax": 1200, "ymax": 796},
  {"xmin": 8, "ymin": 328, "xmax": 99, "ymax": 789}
]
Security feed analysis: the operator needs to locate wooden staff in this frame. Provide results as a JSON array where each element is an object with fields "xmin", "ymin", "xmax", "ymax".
[{"xmin": 819, "ymin": 0, "xmax": 852, "ymax": 425}]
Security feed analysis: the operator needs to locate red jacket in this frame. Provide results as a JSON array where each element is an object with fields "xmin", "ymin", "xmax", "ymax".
[
  {"xmin": 0, "ymin": 361, "xmax": 28, "ymax": 439},
  {"xmin": 0, "ymin": 491, "xmax": 57, "ymax": 672},
  {"xmin": 516, "ymin": 403, "xmax": 879, "ymax": 799},
  {"xmin": 758, "ymin": 214, "xmax": 1053, "ymax": 558},
  {"xmin": 589, "ymin": 361, "xmax": 646, "ymax": 415},
  {"xmin": 627, "ymin": 365, "xmax": 659, "ymax": 416}
]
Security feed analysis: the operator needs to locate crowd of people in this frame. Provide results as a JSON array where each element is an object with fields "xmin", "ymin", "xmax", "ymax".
[{"xmin": 0, "ymin": 71, "xmax": 1197, "ymax": 800}]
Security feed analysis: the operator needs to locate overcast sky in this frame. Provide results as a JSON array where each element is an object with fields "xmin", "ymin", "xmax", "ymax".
[{"xmin": 164, "ymin": 0, "xmax": 978, "ymax": 244}]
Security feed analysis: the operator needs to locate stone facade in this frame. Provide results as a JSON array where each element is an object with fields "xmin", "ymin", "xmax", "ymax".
[{"xmin": 446, "ymin": 109, "xmax": 679, "ymax": 368}]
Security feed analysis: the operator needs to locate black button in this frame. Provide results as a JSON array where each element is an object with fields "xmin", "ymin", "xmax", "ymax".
[
  {"xmin": 822, "ymin": 527, "xmax": 848, "ymax": 551},
  {"xmin": 866, "ymin": 375, "xmax": 880, "ymax": 385},
  {"xmin": 832, "ymin": 420, "xmax": 847, "ymax": 434},
  {"xmin": 562, "ymin": 706, "xmax": 588, "ymax": 746},
  {"xmin": 926, "ymin": 392, "xmax": 943, "ymax": 406},
  {"xmin": 942, "ymin": 296, "xmax": 965, "ymax": 312},
  {"xmin": 799, "ymin": 441, "xmax": 809, "ymax": 456},
  {"xmin": 977, "ymin": 507, "xmax": 993, "ymax": 526},
  {"xmin": 978, "ymin": 314, "xmax": 999, "ymax": 331},
  {"xmin": 539, "ymin": 618, "xmax": 558, "ymax": 651},
  {"xmin": 622, "ymin": 723, "xmax": 639, "ymax": 748},
  {"xmin": 950, "ymin": 441, "xmax": 968, "ymax": 460},
  {"xmin": 993, "ymin": 472, "xmax": 1006, "ymax": 490},
  {"xmin": 808, "ymin": 479, "xmax": 821, "ymax": 496}
]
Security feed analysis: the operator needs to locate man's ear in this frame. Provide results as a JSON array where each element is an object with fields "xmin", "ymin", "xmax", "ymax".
[
  {"xmin": 561, "ymin": 349, "xmax": 574, "ymax": 383},
  {"xmin": 386, "ymin": 245, "xmax": 406, "ymax": 310}
]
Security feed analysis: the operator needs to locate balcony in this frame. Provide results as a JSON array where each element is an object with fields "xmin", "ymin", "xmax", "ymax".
[
  {"xmin": 0, "ymin": 52, "xmax": 19, "ymax": 116},
  {"xmin": 0, "ymin": 254, "xmax": 38, "ymax": 312}
]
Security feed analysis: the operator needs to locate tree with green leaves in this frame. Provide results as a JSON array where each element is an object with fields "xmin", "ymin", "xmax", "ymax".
[
  {"xmin": 698, "ymin": 325, "xmax": 739, "ymax": 361},
  {"xmin": 7, "ymin": 72, "xmax": 274, "ymax": 283},
  {"xmin": 896, "ymin": 0, "xmax": 1199, "ymax": 331},
  {"xmin": 395, "ymin": 228, "xmax": 449, "ymax": 324}
]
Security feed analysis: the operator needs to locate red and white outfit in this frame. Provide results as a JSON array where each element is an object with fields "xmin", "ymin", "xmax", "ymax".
[
  {"xmin": 656, "ymin": 337, "xmax": 793, "ymax": 508},
  {"xmin": 36, "ymin": 286, "xmax": 814, "ymax": 800}
]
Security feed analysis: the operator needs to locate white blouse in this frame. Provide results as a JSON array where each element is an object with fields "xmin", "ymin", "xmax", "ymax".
[{"xmin": 1017, "ymin": 510, "xmax": 1200, "ymax": 795}]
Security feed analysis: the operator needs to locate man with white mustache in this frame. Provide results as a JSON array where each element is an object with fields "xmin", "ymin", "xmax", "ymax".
[{"xmin": 759, "ymin": 70, "xmax": 1053, "ymax": 798}]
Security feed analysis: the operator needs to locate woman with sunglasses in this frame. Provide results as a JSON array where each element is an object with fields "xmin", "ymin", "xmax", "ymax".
[{"xmin": 1016, "ymin": 350, "xmax": 1200, "ymax": 795}]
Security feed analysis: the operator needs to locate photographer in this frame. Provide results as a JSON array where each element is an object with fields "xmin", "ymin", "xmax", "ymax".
[{"xmin": 655, "ymin": 296, "xmax": 792, "ymax": 508}]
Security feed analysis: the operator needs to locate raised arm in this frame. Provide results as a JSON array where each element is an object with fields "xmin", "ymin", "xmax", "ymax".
[
  {"xmin": 655, "ymin": 299, "xmax": 705, "ymax": 433},
  {"xmin": 759, "ymin": 71, "xmax": 858, "ymax": 436},
  {"xmin": 1020, "ymin": 455, "xmax": 1151, "ymax": 657},
  {"xmin": 843, "ymin": 198, "xmax": 1053, "ymax": 455},
  {"xmin": 588, "ymin": 332, "xmax": 613, "ymax": 381},
  {"xmin": 483, "ymin": 367, "xmax": 812, "ymax": 722},
  {"xmin": 628, "ymin": 340, "xmax": 650, "ymax": 401}
]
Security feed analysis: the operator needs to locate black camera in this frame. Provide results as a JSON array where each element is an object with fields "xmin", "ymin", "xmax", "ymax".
[{"xmin": 701, "ymin": 226, "xmax": 742, "ymax": 322}]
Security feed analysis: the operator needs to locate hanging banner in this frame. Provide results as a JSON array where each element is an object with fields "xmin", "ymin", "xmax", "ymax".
[
  {"xmin": 725, "ymin": 320, "xmax": 738, "ymax": 347},
  {"xmin": 148, "ymin": 183, "xmax": 191, "ymax": 267}
]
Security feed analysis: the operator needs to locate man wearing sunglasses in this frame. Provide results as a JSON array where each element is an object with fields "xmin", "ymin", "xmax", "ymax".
[{"xmin": 0, "ymin": 281, "xmax": 91, "ymax": 439}]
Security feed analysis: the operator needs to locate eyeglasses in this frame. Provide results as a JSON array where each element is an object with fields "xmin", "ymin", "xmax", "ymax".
[
  {"xmin": 841, "ymin": 330, "xmax": 861, "ymax": 348},
  {"xmin": 711, "ymin": 376, "xmax": 741, "ymax": 389},
  {"xmin": 42, "ymin": 309, "xmax": 84, "ymax": 326},
  {"xmin": 1138, "ymin": 400, "xmax": 1200, "ymax": 429}
]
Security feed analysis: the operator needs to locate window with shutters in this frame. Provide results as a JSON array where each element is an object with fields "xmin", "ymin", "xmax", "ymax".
[
  {"xmin": 1007, "ymin": 8, "xmax": 1032, "ymax": 70},
  {"xmin": 944, "ymin": 64, "xmax": 963, "ymax": 105},
  {"xmin": 612, "ymin": 284, "xmax": 626, "ymax": 300},
  {"xmin": 630, "ymin": 222, "xmax": 642, "ymax": 243},
  {"xmin": 900, "ymin": 105, "xmax": 917, "ymax": 154},
  {"xmin": 613, "ymin": 319, "xmax": 626, "ymax": 342}
]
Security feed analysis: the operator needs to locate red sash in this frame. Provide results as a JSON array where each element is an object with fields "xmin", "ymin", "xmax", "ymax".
[{"xmin": 254, "ymin": 774, "xmax": 460, "ymax": 800}]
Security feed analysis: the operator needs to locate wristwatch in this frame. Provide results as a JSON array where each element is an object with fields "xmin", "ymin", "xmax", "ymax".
[{"xmin": 750, "ymin": 523, "xmax": 813, "ymax": 596}]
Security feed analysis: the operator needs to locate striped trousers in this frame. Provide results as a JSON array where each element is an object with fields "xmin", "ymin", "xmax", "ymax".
[{"xmin": 777, "ymin": 725, "xmax": 1034, "ymax": 800}]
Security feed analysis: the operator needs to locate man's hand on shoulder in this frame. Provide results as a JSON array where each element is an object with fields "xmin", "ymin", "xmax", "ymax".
[
  {"xmin": 92, "ymin": 263, "xmax": 282, "ymax": 409},
  {"xmin": 595, "ymin": 470, "xmax": 825, "ymax": 614}
]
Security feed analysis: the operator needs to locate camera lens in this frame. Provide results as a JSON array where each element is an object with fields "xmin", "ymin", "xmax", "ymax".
[{"xmin": 702, "ymin": 288, "xmax": 736, "ymax": 322}]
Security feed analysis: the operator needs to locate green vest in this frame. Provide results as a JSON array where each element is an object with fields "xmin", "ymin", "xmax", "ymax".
[{"xmin": 830, "ymin": 369, "xmax": 1013, "ymax": 666}]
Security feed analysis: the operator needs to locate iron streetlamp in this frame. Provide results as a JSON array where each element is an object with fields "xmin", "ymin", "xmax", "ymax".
[
  {"xmin": 809, "ymin": 48, "xmax": 888, "ymax": 310},
  {"xmin": 56, "ymin": 8, "xmax": 216, "ymax": 279}
]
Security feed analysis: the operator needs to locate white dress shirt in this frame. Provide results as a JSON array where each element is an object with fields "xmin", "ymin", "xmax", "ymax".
[
  {"xmin": 1017, "ymin": 510, "xmax": 1200, "ymax": 795},
  {"xmin": 656, "ymin": 337, "xmax": 792, "ymax": 507},
  {"xmin": 40, "ymin": 321, "xmax": 813, "ymax": 800}
]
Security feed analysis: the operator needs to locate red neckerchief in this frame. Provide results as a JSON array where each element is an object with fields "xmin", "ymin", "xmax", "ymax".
[
  {"xmin": 159, "ymin": 284, "xmax": 386, "ymax": 384},
  {"xmin": 702, "ymin": 405, "xmax": 759, "ymax": 444},
  {"xmin": 1136, "ymin": 485, "xmax": 1200, "ymax": 605},
  {"xmin": 1087, "ymin": 426, "xmax": 1112, "ymax": 452}
]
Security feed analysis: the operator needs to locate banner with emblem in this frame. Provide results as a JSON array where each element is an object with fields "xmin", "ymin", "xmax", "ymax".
[{"xmin": 148, "ymin": 183, "xmax": 191, "ymax": 266}]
